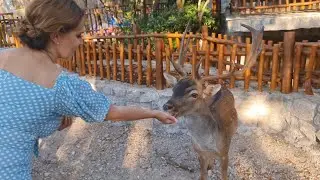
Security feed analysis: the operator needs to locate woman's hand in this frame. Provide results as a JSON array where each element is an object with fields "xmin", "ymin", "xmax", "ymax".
[
  {"xmin": 58, "ymin": 116, "xmax": 73, "ymax": 131},
  {"xmin": 153, "ymin": 110, "xmax": 177, "ymax": 124}
]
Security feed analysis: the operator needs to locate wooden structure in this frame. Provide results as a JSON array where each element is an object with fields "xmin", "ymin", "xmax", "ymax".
[
  {"xmin": 53, "ymin": 27, "xmax": 320, "ymax": 93},
  {"xmin": 1, "ymin": 13, "xmax": 319, "ymax": 94},
  {"xmin": 231, "ymin": 0, "xmax": 320, "ymax": 15},
  {"xmin": 0, "ymin": 13, "xmax": 20, "ymax": 47}
]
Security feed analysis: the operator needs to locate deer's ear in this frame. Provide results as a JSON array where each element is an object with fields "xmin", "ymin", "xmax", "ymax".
[
  {"xmin": 163, "ymin": 72, "xmax": 178, "ymax": 86},
  {"xmin": 211, "ymin": 84, "xmax": 222, "ymax": 95},
  {"xmin": 203, "ymin": 82, "xmax": 221, "ymax": 97}
]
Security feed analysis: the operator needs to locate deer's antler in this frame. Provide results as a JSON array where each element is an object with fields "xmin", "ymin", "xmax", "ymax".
[
  {"xmin": 169, "ymin": 20, "xmax": 191, "ymax": 77},
  {"xmin": 201, "ymin": 24, "xmax": 264, "ymax": 82},
  {"xmin": 195, "ymin": 57, "xmax": 204, "ymax": 80}
]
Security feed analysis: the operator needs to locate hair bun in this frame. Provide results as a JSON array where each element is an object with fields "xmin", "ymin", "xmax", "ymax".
[{"xmin": 18, "ymin": 18, "xmax": 49, "ymax": 50}]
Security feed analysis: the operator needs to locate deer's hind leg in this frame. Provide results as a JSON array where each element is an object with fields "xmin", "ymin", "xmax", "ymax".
[
  {"xmin": 218, "ymin": 138, "xmax": 232, "ymax": 180},
  {"xmin": 220, "ymin": 154, "xmax": 229, "ymax": 180}
]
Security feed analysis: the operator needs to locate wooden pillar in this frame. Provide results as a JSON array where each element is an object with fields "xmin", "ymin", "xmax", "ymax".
[
  {"xmin": 155, "ymin": 39, "xmax": 164, "ymax": 90},
  {"xmin": 281, "ymin": 31, "xmax": 295, "ymax": 94}
]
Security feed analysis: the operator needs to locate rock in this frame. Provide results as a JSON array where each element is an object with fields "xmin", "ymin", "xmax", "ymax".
[
  {"xmin": 158, "ymin": 88, "xmax": 173, "ymax": 98},
  {"xmin": 126, "ymin": 89, "xmax": 141, "ymax": 101},
  {"xmin": 94, "ymin": 81, "xmax": 106, "ymax": 91},
  {"xmin": 314, "ymin": 113, "xmax": 320, "ymax": 129},
  {"xmin": 263, "ymin": 110, "xmax": 287, "ymax": 133},
  {"xmin": 112, "ymin": 86, "xmax": 127, "ymax": 97},
  {"xmin": 283, "ymin": 128, "xmax": 305, "ymax": 144},
  {"xmin": 299, "ymin": 120, "xmax": 316, "ymax": 142},
  {"xmin": 286, "ymin": 116, "xmax": 300, "ymax": 129},
  {"xmin": 291, "ymin": 98, "xmax": 317, "ymax": 122},
  {"xmin": 102, "ymin": 86, "xmax": 113, "ymax": 95},
  {"xmin": 126, "ymin": 102, "xmax": 151, "ymax": 109},
  {"xmin": 151, "ymin": 101, "xmax": 160, "ymax": 110},
  {"xmin": 44, "ymin": 172, "xmax": 51, "ymax": 177},
  {"xmin": 108, "ymin": 96, "xmax": 126, "ymax": 106},
  {"xmin": 316, "ymin": 130, "xmax": 320, "ymax": 141},
  {"xmin": 139, "ymin": 90, "xmax": 159, "ymax": 103}
]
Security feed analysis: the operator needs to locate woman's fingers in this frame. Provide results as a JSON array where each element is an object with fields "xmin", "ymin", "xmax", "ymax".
[{"xmin": 154, "ymin": 111, "xmax": 177, "ymax": 124}]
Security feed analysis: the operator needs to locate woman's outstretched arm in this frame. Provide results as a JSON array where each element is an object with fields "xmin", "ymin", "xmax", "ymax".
[{"xmin": 105, "ymin": 105, "xmax": 177, "ymax": 124}]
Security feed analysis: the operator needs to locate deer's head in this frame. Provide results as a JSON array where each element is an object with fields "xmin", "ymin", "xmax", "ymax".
[{"xmin": 163, "ymin": 23, "xmax": 264, "ymax": 118}]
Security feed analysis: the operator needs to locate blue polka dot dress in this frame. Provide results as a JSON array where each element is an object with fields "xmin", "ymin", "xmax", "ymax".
[{"xmin": 0, "ymin": 69, "xmax": 112, "ymax": 180}]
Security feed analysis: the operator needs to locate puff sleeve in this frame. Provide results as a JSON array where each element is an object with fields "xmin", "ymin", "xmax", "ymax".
[{"xmin": 54, "ymin": 72, "xmax": 112, "ymax": 123}]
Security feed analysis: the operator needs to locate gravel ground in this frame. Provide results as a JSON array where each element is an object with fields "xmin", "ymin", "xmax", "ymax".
[{"xmin": 32, "ymin": 118, "xmax": 320, "ymax": 180}]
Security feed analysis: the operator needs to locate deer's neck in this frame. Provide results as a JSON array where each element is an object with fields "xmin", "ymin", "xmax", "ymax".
[
  {"xmin": 184, "ymin": 114, "xmax": 218, "ymax": 151},
  {"xmin": 184, "ymin": 107, "xmax": 215, "ymax": 132}
]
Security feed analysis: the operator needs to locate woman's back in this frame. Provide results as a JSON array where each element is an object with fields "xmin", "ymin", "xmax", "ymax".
[{"xmin": 0, "ymin": 49, "xmax": 64, "ymax": 179}]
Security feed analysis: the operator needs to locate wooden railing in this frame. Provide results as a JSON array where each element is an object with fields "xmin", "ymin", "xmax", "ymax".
[
  {"xmin": 2, "ymin": 21, "xmax": 319, "ymax": 94},
  {"xmin": 231, "ymin": 0, "xmax": 320, "ymax": 14},
  {"xmin": 54, "ymin": 28, "xmax": 319, "ymax": 94},
  {"xmin": 0, "ymin": 13, "xmax": 21, "ymax": 47}
]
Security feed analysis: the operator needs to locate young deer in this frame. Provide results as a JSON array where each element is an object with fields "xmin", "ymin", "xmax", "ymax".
[{"xmin": 162, "ymin": 24, "xmax": 264, "ymax": 180}]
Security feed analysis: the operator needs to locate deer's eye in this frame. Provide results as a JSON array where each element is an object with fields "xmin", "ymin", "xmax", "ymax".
[{"xmin": 191, "ymin": 93, "xmax": 198, "ymax": 98}]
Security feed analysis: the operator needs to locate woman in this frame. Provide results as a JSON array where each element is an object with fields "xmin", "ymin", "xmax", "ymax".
[{"xmin": 0, "ymin": 0, "xmax": 177, "ymax": 179}]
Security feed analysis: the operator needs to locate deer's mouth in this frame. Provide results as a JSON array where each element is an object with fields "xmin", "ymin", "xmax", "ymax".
[{"xmin": 168, "ymin": 111, "xmax": 180, "ymax": 118}]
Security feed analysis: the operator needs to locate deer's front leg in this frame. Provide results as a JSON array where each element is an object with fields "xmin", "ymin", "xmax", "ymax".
[
  {"xmin": 198, "ymin": 153, "xmax": 209, "ymax": 180},
  {"xmin": 220, "ymin": 155, "xmax": 229, "ymax": 180}
]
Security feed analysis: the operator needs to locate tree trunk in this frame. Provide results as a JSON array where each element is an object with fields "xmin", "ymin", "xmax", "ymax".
[{"xmin": 142, "ymin": 0, "xmax": 147, "ymax": 19}]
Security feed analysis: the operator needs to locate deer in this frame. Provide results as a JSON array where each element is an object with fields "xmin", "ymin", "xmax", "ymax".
[{"xmin": 162, "ymin": 23, "xmax": 264, "ymax": 180}]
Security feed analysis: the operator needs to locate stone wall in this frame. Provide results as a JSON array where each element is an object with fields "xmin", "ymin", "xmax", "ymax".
[
  {"xmin": 226, "ymin": 12, "xmax": 320, "ymax": 32},
  {"xmin": 84, "ymin": 76, "xmax": 320, "ymax": 149}
]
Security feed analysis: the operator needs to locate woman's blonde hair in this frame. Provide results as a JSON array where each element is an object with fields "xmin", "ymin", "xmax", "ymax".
[{"xmin": 18, "ymin": 0, "xmax": 85, "ymax": 50}]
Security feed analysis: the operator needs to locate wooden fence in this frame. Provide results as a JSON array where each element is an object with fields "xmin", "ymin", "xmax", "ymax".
[
  {"xmin": 54, "ymin": 27, "xmax": 320, "ymax": 94},
  {"xmin": 1, "ymin": 13, "xmax": 319, "ymax": 94},
  {"xmin": 231, "ymin": 0, "xmax": 320, "ymax": 14},
  {"xmin": 0, "ymin": 13, "xmax": 21, "ymax": 47}
]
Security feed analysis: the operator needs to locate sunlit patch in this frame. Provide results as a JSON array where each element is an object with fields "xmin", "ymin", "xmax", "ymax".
[
  {"xmin": 122, "ymin": 120, "xmax": 153, "ymax": 169},
  {"xmin": 246, "ymin": 101, "xmax": 269, "ymax": 117},
  {"xmin": 56, "ymin": 119, "xmax": 88, "ymax": 161}
]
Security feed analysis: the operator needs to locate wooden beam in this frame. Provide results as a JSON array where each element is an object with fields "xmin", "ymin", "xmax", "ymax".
[{"xmin": 281, "ymin": 31, "xmax": 295, "ymax": 94}]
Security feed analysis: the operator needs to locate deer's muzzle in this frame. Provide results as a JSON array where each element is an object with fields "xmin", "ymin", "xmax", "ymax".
[{"xmin": 163, "ymin": 101, "xmax": 173, "ymax": 111}]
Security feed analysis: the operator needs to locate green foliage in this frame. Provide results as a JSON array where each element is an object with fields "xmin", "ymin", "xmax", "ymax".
[{"xmin": 135, "ymin": 3, "xmax": 219, "ymax": 33}]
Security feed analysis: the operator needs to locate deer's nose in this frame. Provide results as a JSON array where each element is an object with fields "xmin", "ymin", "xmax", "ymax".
[{"xmin": 163, "ymin": 103, "xmax": 173, "ymax": 111}]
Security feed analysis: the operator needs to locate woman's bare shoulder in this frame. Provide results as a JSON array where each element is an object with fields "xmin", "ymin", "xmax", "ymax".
[
  {"xmin": 0, "ymin": 47, "xmax": 22, "ymax": 63},
  {"xmin": 0, "ymin": 48, "xmax": 62, "ymax": 89}
]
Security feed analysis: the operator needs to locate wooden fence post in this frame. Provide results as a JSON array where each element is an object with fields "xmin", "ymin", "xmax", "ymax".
[
  {"xmin": 105, "ymin": 42, "xmax": 111, "ymax": 80},
  {"xmin": 281, "ymin": 31, "xmax": 295, "ymax": 94},
  {"xmin": 128, "ymin": 44, "xmax": 133, "ymax": 84},
  {"xmin": 271, "ymin": 44, "xmax": 280, "ymax": 91},
  {"xmin": 230, "ymin": 44, "xmax": 237, "ymax": 88},
  {"xmin": 258, "ymin": 44, "xmax": 265, "ymax": 92},
  {"xmin": 137, "ymin": 45, "xmax": 142, "ymax": 85},
  {"xmin": 218, "ymin": 44, "xmax": 224, "ymax": 84},
  {"xmin": 305, "ymin": 45, "xmax": 317, "ymax": 81},
  {"xmin": 293, "ymin": 44, "xmax": 302, "ymax": 92},
  {"xmin": 244, "ymin": 42, "xmax": 251, "ymax": 91},
  {"xmin": 120, "ymin": 43, "xmax": 125, "ymax": 82},
  {"xmin": 98, "ymin": 42, "xmax": 104, "ymax": 79},
  {"xmin": 112, "ymin": 43, "xmax": 117, "ymax": 80},
  {"xmin": 155, "ymin": 39, "xmax": 164, "ymax": 90},
  {"xmin": 192, "ymin": 45, "xmax": 197, "ymax": 79}
]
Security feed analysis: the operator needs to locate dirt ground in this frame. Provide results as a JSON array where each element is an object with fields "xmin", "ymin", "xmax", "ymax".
[{"xmin": 32, "ymin": 118, "xmax": 320, "ymax": 180}]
